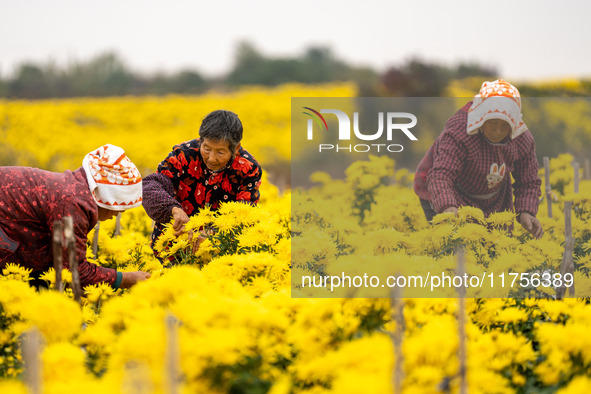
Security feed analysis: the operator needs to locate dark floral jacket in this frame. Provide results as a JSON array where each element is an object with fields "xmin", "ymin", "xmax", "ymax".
[{"xmin": 142, "ymin": 138, "xmax": 262, "ymax": 249}]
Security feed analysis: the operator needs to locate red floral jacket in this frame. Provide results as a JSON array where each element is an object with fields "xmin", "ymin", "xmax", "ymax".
[{"xmin": 142, "ymin": 138, "xmax": 262, "ymax": 248}]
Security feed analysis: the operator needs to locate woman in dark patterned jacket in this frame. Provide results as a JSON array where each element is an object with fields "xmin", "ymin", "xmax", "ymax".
[
  {"xmin": 143, "ymin": 110, "xmax": 262, "ymax": 255},
  {"xmin": 413, "ymin": 79, "xmax": 543, "ymax": 239}
]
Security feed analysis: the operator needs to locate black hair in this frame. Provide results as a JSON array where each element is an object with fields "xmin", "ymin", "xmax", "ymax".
[{"xmin": 199, "ymin": 110, "xmax": 243, "ymax": 152}]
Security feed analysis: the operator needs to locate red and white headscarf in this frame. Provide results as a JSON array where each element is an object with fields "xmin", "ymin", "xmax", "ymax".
[
  {"xmin": 467, "ymin": 79, "xmax": 528, "ymax": 139},
  {"xmin": 82, "ymin": 144, "xmax": 142, "ymax": 210}
]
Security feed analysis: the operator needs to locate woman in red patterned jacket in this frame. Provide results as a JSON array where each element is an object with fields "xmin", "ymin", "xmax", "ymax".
[
  {"xmin": 143, "ymin": 110, "xmax": 262, "ymax": 256},
  {"xmin": 413, "ymin": 80, "xmax": 543, "ymax": 239},
  {"xmin": 0, "ymin": 144, "xmax": 151, "ymax": 288}
]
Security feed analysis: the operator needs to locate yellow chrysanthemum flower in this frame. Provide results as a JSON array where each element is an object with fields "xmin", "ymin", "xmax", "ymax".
[{"xmin": 1, "ymin": 263, "xmax": 32, "ymax": 282}]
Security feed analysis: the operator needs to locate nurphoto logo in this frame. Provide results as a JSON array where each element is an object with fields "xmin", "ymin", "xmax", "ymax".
[{"xmin": 302, "ymin": 106, "xmax": 418, "ymax": 153}]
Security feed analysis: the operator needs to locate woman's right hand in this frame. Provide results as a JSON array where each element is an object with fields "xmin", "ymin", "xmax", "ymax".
[
  {"xmin": 443, "ymin": 207, "xmax": 458, "ymax": 214},
  {"xmin": 120, "ymin": 271, "xmax": 151, "ymax": 288},
  {"xmin": 518, "ymin": 212, "xmax": 544, "ymax": 239},
  {"xmin": 171, "ymin": 207, "xmax": 190, "ymax": 236}
]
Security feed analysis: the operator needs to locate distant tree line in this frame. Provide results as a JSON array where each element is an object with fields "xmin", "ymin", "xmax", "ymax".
[
  {"xmin": 0, "ymin": 52, "xmax": 207, "ymax": 99},
  {"xmin": 5, "ymin": 41, "xmax": 588, "ymax": 99},
  {"xmin": 380, "ymin": 60, "xmax": 497, "ymax": 96}
]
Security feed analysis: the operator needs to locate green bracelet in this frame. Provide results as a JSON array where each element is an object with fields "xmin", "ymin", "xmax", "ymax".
[{"xmin": 113, "ymin": 272, "xmax": 123, "ymax": 290}]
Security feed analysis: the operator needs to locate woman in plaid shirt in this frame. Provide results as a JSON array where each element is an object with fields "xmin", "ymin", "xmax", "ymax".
[{"xmin": 413, "ymin": 80, "xmax": 543, "ymax": 239}]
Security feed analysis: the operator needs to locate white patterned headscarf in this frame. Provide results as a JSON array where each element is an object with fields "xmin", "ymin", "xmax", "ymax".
[
  {"xmin": 82, "ymin": 144, "xmax": 142, "ymax": 210},
  {"xmin": 467, "ymin": 79, "xmax": 528, "ymax": 139}
]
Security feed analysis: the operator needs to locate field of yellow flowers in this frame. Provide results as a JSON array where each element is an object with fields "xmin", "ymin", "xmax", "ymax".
[
  {"xmin": 0, "ymin": 82, "xmax": 355, "ymax": 175},
  {"xmin": 1, "ymin": 84, "xmax": 591, "ymax": 393}
]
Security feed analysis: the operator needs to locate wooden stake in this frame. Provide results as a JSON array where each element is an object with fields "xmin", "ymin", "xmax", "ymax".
[
  {"xmin": 584, "ymin": 158, "xmax": 591, "ymax": 180},
  {"xmin": 92, "ymin": 222, "xmax": 100, "ymax": 259},
  {"xmin": 390, "ymin": 286, "xmax": 404, "ymax": 393},
  {"xmin": 557, "ymin": 201, "xmax": 575, "ymax": 298},
  {"xmin": 114, "ymin": 213, "xmax": 122, "ymax": 237},
  {"xmin": 543, "ymin": 157, "xmax": 552, "ymax": 219},
  {"xmin": 123, "ymin": 361, "xmax": 152, "ymax": 393},
  {"xmin": 22, "ymin": 328, "xmax": 42, "ymax": 394},
  {"xmin": 63, "ymin": 216, "xmax": 82, "ymax": 303},
  {"xmin": 52, "ymin": 220, "xmax": 64, "ymax": 293},
  {"xmin": 456, "ymin": 247, "xmax": 467, "ymax": 394},
  {"xmin": 165, "ymin": 313, "xmax": 181, "ymax": 394},
  {"xmin": 573, "ymin": 162, "xmax": 580, "ymax": 194}
]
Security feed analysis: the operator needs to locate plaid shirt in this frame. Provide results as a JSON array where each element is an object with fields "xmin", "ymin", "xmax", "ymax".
[
  {"xmin": 0, "ymin": 167, "xmax": 118, "ymax": 287},
  {"xmin": 143, "ymin": 138, "xmax": 262, "ymax": 248},
  {"xmin": 413, "ymin": 102, "xmax": 541, "ymax": 216}
]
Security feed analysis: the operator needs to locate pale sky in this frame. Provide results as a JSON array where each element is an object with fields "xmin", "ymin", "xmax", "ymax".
[{"xmin": 1, "ymin": 0, "xmax": 590, "ymax": 81}]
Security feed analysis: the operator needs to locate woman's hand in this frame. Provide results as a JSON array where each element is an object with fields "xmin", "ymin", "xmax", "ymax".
[
  {"xmin": 171, "ymin": 207, "xmax": 190, "ymax": 236},
  {"xmin": 518, "ymin": 213, "xmax": 543, "ymax": 239},
  {"xmin": 120, "ymin": 271, "xmax": 151, "ymax": 288},
  {"xmin": 443, "ymin": 207, "xmax": 458, "ymax": 214},
  {"xmin": 188, "ymin": 230, "xmax": 207, "ymax": 252}
]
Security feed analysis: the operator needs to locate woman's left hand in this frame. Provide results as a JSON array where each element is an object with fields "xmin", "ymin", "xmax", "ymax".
[
  {"xmin": 518, "ymin": 213, "xmax": 543, "ymax": 239},
  {"xmin": 188, "ymin": 231, "xmax": 207, "ymax": 253}
]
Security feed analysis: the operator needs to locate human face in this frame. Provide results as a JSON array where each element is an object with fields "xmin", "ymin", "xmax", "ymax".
[
  {"xmin": 200, "ymin": 138, "xmax": 238, "ymax": 171},
  {"xmin": 481, "ymin": 119, "xmax": 511, "ymax": 143}
]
